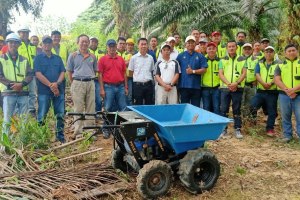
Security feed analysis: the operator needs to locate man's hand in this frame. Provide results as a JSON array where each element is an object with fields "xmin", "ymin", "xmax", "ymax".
[
  {"xmin": 263, "ymin": 83, "xmax": 272, "ymax": 90},
  {"xmin": 49, "ymin": 82, "xmax": 60, "ymax": 96},
  {"xmin": 164, "ymin": 84, "xmax": 172, "ymax": 92},
  {"xmin": 229, "ymin": 82, "xmax": 238, "ymax": 92},
  {"xmin": 125, "ymin": 88, "xmax": 128, "ymax": 96},
  {"xmin": 286, "ymin": 88, "xmax": 297, "ymax": 99},
  {"xmin": 186, "ymin": 66, "xmax": 193, "ymax": 75},
  {"xmin": 10, "ymin": 83, "xmax": 23, "ymax": 92},
  {"xmin": 100, "ymin": 89, "xmax": 105, "ymax": 98}
]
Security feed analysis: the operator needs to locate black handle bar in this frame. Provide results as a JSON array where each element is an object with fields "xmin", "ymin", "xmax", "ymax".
[{"xmin": 82, "ymin": 125, "xmax": 121, "ymax": 129}]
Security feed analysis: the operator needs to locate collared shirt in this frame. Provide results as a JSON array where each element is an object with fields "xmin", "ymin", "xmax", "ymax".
[
  {"xmin": 66, "ymin": 51, "xmax": 97, "ymax": 79},
  {"xmin": 155, "ymin": 58, "xmax": 180, "ymax": 84},
  {"xmin": 34, "ymin": 52, "xmax": 65, "ymax": 95},
  {"xmin": 157, "ymin": 49, "xmax": 179, "ymax": 62},
  {"xmin": 128, "ymin": 52, "xmax": 154, "ymax": 82},
  {"xmin": 98, "ymin": 54, "xmax": 126, "ymax": 83},
  {"xmin": 176, "ymin": 51, "xmax": 208, "ymax": 89},
  {"xmin": 147, "ymin": 50, "xmax": 157, "ymax": 63}
]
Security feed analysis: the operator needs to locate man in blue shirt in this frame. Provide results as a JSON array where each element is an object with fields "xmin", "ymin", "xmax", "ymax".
[
  {"xmin": 34, "ymin": 36, "xmax": 66, "ymax": 143},
  {"xmin": 176, "ymin": 35, "xmax": 208, "ymax": 107}
]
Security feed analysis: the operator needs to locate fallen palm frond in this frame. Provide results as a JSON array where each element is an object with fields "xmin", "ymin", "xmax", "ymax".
[{"xmin": 0, "ymin": 163, "xmax": 133, "ymax": 199}]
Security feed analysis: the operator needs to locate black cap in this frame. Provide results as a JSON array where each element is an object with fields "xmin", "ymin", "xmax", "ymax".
[
  {"xmin": 42, "ymin": 35, "xmax": 53, "ymax": 43},
  {"xmin": 106, "ymin": 39, "xmax": 117, "ymax": 46}
]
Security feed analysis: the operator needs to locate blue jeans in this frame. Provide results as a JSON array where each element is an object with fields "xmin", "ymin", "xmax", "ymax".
[
  {"xmin": 279, "ymin": 93, "xmax": 300, "ymax": 139},
  {"xmin": 126, "ymin": 78, "xmax": 133, "ymax": 106},
  {"xmin": 104, "ymin": 83, "xmax": 127, "ymax": 112},
  {"xmin": 180, "ymin": 88, "xmax": 201, "ymax": 107},
  {"xmin": 250, "ymin": 91, "xmax": 278, "ymax": 130},
  {"xmin": 94, "ymin": 80, "xmax": 102, "ymax": 112},
  {"xmin": 2, "ymin": 95, "xmax": 28, "ymax": 135},
  {"xmin": 37, "ymin": 94, "xmax": 65, "ymax": 142},
  {"xmin": 201, "ymin": 88, "xmax": 220, "ymax": 114},
  {"xmin": 220, "ymin": 89, "xmax": 243, "ymax": 129},
  {"xmin": 28, "ymin": 76, "xmax": 36, "ymax": 114}
]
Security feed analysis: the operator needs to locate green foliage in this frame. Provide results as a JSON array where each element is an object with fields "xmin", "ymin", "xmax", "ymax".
[{"xmin": 236, "ymin": 166, "xmax": 247, "ymax": 175}]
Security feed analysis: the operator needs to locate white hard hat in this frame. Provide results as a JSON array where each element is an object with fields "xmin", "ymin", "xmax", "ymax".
[
  {"xmin": 18, "ymin": 26, "xmax": 31, "ymax": 32},
  {"xmin": 6, "ymin": 33, "xmax": 21, "ymax": 43}
]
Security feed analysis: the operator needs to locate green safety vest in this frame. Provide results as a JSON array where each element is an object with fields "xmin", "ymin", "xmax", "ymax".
[
  {"xmin": 51, "ymin": 44, "xmax": 68, "ymax": 66},
  {"xmin": 89, "ymin": 48, "xmax": 105, "ymax": 61},
  {"xmin": 0, "ymin": 54, "xmax": 28, "ymax": 92},
  {"xmin": 18, "ymin": 41, "xmax": 36, "ymax": 68},
  {"xmin": 257, "ymin": 60, "xmax": 278, "ymax": 90},
  {"xmin": 217, "ymin": 43, "xmax": 227, "ymax": 59},
  {"xmin": 236, "ymin": 44, "xmax": 243, "ymax": 56},
  {"xmin": 254, "ymin": 51, "xmax": 264, "ymax": 60},
  {"xmin": 117, "ymin": 51, "xmax": 132, "ymax": 61},
  {"xmin": 278, "ymin": 59, "xmax": 300, "ymax": 91},
  {"xmin": 175, "ymin": 45, "xmax": 184, "ymax": 54},
  {"xmin": 245, "ymin": 55, "xmax": 259, "ymax": 83},
  {"xmin": 219, "ymin": 55, "xmax": 246, "ymax": 88},
  {"xmin": 202, "ymin": 56, "xmax": 220, "ymax": 87}
]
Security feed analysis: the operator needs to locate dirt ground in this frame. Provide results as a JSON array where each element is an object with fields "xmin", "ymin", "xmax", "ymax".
[{"xmin": 75, "ymin": 119, "xmax": 300, "ymax": 200}]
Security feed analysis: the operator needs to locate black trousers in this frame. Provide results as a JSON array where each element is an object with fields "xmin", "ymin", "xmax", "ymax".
[{"xmin": 133, "ymin": 82, "xmax": 154, "ymax": 105}]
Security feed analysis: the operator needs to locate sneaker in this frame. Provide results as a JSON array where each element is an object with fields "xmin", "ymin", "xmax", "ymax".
[
  {"xmin": 235, "ymin": 129, "xmax": 243, "ymax": 139},
  {"xmin": 266, "ymin": 129, "xmax": 275, "ymax": 137},
  {"xmin": 278, "ymin": 137, "xmax": 291, "ymax": 143},
  {"xmin": 219, "ymin": 129, "xmax": 228, "ymax": 139}
]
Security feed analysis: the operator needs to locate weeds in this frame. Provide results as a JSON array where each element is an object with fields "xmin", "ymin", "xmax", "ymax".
[{"xmin": 236, "ymin": 166, "xmax": 247, "ymax": 175}]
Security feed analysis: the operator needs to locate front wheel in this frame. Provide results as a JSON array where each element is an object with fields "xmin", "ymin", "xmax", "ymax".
[
  {"xmin": 178, "ymin": 148, "xmax": 220, "ymax": 194},
  {"xmin": 136, "ymin": 160, "xmax": 172, "ymax": 199}
]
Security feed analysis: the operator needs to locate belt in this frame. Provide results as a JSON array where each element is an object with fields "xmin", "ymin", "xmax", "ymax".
[
  {"xmin": 73, "ymin": 78, "xmax": 93, "ymax": 82},
  {"xmin": 245, "ymin": 82, "xmax": 254, "ymax": 87},
  {"xmin": 134, "ymin": 81, "xmax": 152, "ymax": 86},
  {"xmin": 104, "ymin": 81, "xmax": 124, "ymax": 86}
]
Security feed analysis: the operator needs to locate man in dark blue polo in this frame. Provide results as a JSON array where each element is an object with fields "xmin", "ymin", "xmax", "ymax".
[
  {"xmin": 176, "ymin": 35, "xmax": 208, "ymax": 107},
  {"xmin": 34, "ymin": 36, "xmax": 66, "ymax": 143}
]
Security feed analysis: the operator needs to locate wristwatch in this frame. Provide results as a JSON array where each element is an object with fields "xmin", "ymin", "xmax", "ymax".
[
  {"xmin": 170, "ymin": 83, "xmax": 174, "ymax": 87},
  {"xmin": 192, "ymin": 70, "xmax": 195, "ymax": 74}
]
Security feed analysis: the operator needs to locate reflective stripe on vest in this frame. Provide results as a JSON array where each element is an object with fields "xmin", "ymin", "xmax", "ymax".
[
  {"xmin": 18, "ymin": 42, "xmax": 36, "ymax": 68},
  {"xmin": 202, "ymin": 56, "xmax": 220, "ymax": 87},
  {"xmin": 220, "ymin": 55, "xmax": 246, "ymax": 88},
  {"xmin": 279, "ymin": 59, "xmax": 300, "ymax": 91},
  {"xmin": 257, "ymin": 61, "xmax": 277, "ymax": 90},
  {"xmin": 0, "ymin": 54, "xmax": 28, "ymax": 92}
]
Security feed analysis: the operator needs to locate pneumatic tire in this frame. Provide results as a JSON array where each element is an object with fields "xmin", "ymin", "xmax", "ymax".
[
  {"xmin": 137, "ymin": 160, "xmax": 172, "ymax": 199},
  {"xmin": 178, "ymin": 148, "xmax": 220, "ymax": 194}
]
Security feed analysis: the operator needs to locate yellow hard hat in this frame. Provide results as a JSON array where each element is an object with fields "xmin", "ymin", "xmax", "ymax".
[
  {"xmin": 126, "ymin": 38, "xmax": 135, "ymax": 44},
  {"xmin": 0, "ymin": 35, "xmax": 4, "ymax": 41}
]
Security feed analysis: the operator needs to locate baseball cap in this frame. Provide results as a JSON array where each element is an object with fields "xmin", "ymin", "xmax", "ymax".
[
  {"xmin": 42, "ymin": 35, "xmax": 53, "ymax": 43},
  {"xmin": 185, "ymin": 35, "xmax": 196, "ymax": 43},
  {"xmin": 211, "ymin": 31, "xmax": 221, "ymax": 37},
  {"xmin": 90, "ymin": 37, "xmax": 98, "ymax": 41},
  {"xmin": 199, "ymin": 38, "xmax": 208, "ymax": 43},
  {"xmin": 207, "ymin": 42, "xmax": 217, "ymax": 48},
  {"xmin": 242, "ymin": 43, "xmax": 252, "ymax": 48},
  {"xmin": 166, "ymin": 37, "xmax": 176, "ymax": 42},
  {"xmin": 106, "ymin": 39, "xmax": 117, "ymax": 46},
  {"xmin": 126, "ymin": 38, "xmax": 135, "ymax": 44},
  {"xmin": 260, "ymin": 38, "xmax": 270, "ymax": 43},
  {"xmin": 160, "ymin": 42, "xmax": 171, "ymax": 50},
  {"xmin": 265, "ymin": 46, "xmax": 275, "ymax": 51}
]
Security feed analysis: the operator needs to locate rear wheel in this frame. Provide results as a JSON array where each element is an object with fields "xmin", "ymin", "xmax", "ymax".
[
  {"xmin": 111, "ymin": 148, "xmax": 132, "ymax": 172},
  {"xmin": 137, "ymin": 160, "xmax": 172, "ymax": 199},
  {"xmin": 178, "ymin": 148, "xmax": 220, "ymax": 194}
]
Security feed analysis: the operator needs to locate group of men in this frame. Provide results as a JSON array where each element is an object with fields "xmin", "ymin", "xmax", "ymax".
[{"xmin": 0, "ymin": 27, "xmax": 299, "ymax": 145}]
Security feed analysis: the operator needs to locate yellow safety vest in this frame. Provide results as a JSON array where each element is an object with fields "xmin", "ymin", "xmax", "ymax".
[
  {"xmin": 18, "ymin": 41, "xmax": 36, "ymax": 68},
  {"xmin": 217, "ymin": 43, "xmax": 227, "ymax": 59},
  {"xmin": 257, "ymin": 60, "xmax": 278, "ymax": 90},
  {"xmin": 89, "ymin": 48, "xmax": 105, "ymax": 61},
  {"xmin": 117, "ymin": 51, "xmax": 132, "ymax": 77},
  {"xmin": 278, "ymin": 59, "xmax": 300, "ymax": 91},
  {"xmin": 245, "ymin": 55, "xmax": 259, "ymax": 83},
  {"xmin": 0, "ymin": 54, "xmax": 28, "ymax": 92},
  {"xmin": 51, "ymin": 44, "xmax": 68, "ymax": 66},
  {"xmin": 202, "ymin": 56, "xmax": 220, "ymax": 87},
  {"xmin": 219, "ymin": 55, "xmax": 246, "ymax": 88}
]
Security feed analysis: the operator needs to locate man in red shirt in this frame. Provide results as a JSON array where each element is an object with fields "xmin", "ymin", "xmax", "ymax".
[{"xmin": 98, "ymin": 39, "xmax": 128, "ymax": 112}]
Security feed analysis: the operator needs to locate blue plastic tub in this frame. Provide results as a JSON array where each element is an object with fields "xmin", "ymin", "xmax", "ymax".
[{"xmin": 128, "ymin": 104, "xmax": 232, "ymax": 154}]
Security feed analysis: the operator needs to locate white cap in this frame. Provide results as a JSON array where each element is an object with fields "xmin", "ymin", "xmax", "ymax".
[
  {"xmin": 6, "ymin": 33, "xmax": 21, "ymax": 43},
  {"xmin": 166, "ymin": 37, "xmax": 176, "ymax": 42},
  {"xmin": 265, "ymin": 46, "xmax": 275, "ymax": 51},
  {"xmin": 242, "ymin": 43, "xmax": 252, "ymax": 48},
  {"xmin": 160, "ymin": 42, "xmax": 171, "ymax": 50},
  {"xmin": 199, "ymin": 38, "xmax": 208, "ymax": 43},
  {"xmin": 18, "ymin": 26, "xmax": 31, "ymax": 32},
  {"xmin": 185, "ymin": 35, "xmax": 196, "ymax": 43}
]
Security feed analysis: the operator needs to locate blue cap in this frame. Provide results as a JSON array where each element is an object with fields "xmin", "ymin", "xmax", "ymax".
[{"xmin": 106, "ymin": 39, "xmax": 117, "ymax": 46}]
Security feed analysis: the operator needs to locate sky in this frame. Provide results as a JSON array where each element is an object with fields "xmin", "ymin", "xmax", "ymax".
[{"xmin": 9, "ymin": 0, "xmax": 94, "ymax": 34}]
